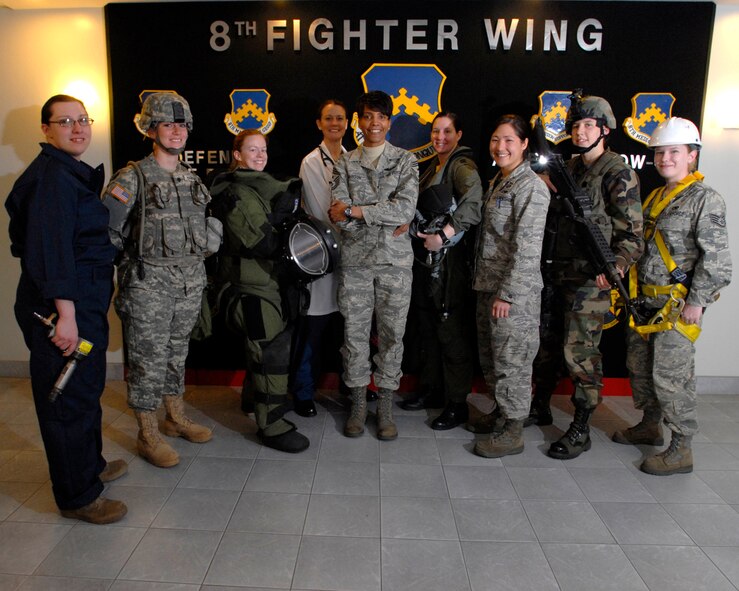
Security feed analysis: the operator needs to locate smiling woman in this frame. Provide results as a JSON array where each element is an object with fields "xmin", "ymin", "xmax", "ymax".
[
  {"xmin": 41, "ymin": 100, "xmax": 93, "ymax": 160},
  {"xmin": 471, "ymin": 113, "xmax": 550, "ymax": 458},
  {"xmin": 5, "ymin": 93, "xmax": 126, "ymax": 524}
]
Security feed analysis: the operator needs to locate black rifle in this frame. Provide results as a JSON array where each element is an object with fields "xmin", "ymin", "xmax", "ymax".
[{"xmin": 530, "ymin": 116, "xmax": 643, "ymax": 325}]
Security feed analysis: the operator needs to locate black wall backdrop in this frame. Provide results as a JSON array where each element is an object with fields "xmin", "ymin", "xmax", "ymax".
[{"xmin": 105, "ymin": 1, "xmax": 715, "ymax": 378}]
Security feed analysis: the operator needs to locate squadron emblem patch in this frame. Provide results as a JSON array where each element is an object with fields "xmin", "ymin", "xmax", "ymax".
[
  {"xmin": 224, "ymin": 89, "xmax": 277, "ymax": 135},
  {"xmin": 536, "ymin": 91, "xmax": 572, "ymax": 145},
  {"xmin": 352, "ymin": 63, "xmax": 446, "ymax": 162},
  {"xmin": 623, "ymin": 93, "xmax": 676, "ymax": 146}
]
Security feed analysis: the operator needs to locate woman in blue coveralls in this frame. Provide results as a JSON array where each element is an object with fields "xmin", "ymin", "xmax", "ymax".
[{"xmin": 6, "ymin": 94, "xmax": 127, "ymax": 524}]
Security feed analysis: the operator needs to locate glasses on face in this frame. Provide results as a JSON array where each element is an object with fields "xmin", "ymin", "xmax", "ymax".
[{"xmin": 47, "ymin": 116, "xmax": 94, "ymax": 128}]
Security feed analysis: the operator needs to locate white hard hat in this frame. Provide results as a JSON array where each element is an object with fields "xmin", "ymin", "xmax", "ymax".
[{"xmin": 648, "ymin": 117, "xmax": 702, "ymax": 148}]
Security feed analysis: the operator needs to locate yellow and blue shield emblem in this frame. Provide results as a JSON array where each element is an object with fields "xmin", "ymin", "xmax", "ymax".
[
  {"xmin": 352, "ymin": 63, "xmax": 446, "ymax": 161},
  {"xmin": 623, "ymin": 93, "xmax": 676, "ymax": 146},
  {"xmin": 133, "ymin": 89, "xmax": 178, "ymax": 136},
  {"xmin": 224, "ymin": 89, "xmax": 277, "ymax": 136},
  {"xmin": 535, "ymin": 91, "xmax": 572, "ymax": 145}
]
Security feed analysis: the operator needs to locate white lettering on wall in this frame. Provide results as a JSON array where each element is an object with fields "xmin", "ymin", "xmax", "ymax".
[
  {"xmin": 309, "ymin": 18, "xmax": 334, "ymax": 50},
  {"xmin": 437, "ymin": 19, "xmax": 459, "ymax": 50},
  {"xmin": 577, "ymin": 18, "xmax": 603, "ymax": 51},
  {"xmin": 211, "ymin": 17, "xmax": 602, "ymax": 53},
  {"xmin": 343, "ymin": 19, "xmax": 367, "ymax": 50},
  {"xmin": 483, "ymin": 17, "xmax": 603, "ymax": 52}
]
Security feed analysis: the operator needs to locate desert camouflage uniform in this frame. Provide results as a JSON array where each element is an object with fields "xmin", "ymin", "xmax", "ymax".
[
  {"xmin": 103, "ymin": 155, "xmax": 209, "ymax": 411},
  {"xmin": 473, "ymin": 161, "xmax": 550, "ymax": 420},
  {"xmin": 534, "ymin": 149, "xmax": 643, "ymax": 409},
  {"xmin": 333, "ymin": 142, "xmax": 419, "ymax": 391},
  {"xmin": 627, "ymin": 174, "xmax": 732, "ymax": 436}
]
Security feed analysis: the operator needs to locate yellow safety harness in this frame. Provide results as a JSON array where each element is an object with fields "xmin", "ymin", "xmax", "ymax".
[{"xmin": 628, "ymin": 172, "xmax": 703, "ymax": 342}]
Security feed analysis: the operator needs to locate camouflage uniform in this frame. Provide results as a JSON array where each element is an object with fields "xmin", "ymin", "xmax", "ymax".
[
  {"xmin": 537, "ymin": 149, "xmax": 643, "ymax": 409},
  {"xmin": 627, "ymin": 175, "xmax": 732, "ymax": 436},
  {"xmin": 333, "ymin": 142, "xmax": 419, "ymax": 391},
  {"xmin": 209, "ymin": 168, "xmax": 300, "ymax": 437},
  {"xmin": 103, "ymin": 155, "xmax": 209, "ymax": 411},
  {"xmin": 411, "ymin": 146, "xmax": 482, "ymax": 404},
  {"xmin": 473, "ymin": 161, "xmax": 550, "ymax": 420}
]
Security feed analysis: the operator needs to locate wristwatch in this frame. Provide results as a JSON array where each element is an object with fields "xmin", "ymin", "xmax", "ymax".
[
  {"xmin": 344, "ymin": 206, "xmax": 353, "ymax": 219},
  {"xmin": 438, "ymin": 228, "xmax": 451, "ymax": 246}
]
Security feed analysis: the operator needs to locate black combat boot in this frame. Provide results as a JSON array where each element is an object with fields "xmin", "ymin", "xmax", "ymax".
[
  {"xmin": 548, "ymin": 405, "xmax": 594, "ymax": 460},
  {"xmin": 399, "ymin": 386, "xmax": 444, "ymax": 411},
  {"xmin": 523, "ymin": 390, "xmax": 553, "ymax": 427},
  {"xmin": 431, "ymin": 401, "xmax": 469, "ymax": 430}
]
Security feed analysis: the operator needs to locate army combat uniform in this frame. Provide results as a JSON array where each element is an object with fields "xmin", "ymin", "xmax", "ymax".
[
  {"xmin": 103, "ymin": 155, "xmax": 209, "ymax": 411},
  {"xmin": 473, "ymin": 161, "xmax": 550, "ymax": 420},
  {"xmin": 332, "ymin": 142, "xmax": 419, "ymax": 393},
  {"xmin": 537, "ymin": 149, "xmax": 643, "ymax": 410},
  {"xmin": 626, "ymin": 173, "xmax": 732, "ymax": 437}
]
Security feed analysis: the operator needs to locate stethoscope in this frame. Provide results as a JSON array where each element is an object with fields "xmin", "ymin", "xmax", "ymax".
[{"xmin": 318, "ymin": 145, "xmax": 334, "ymax": 169}]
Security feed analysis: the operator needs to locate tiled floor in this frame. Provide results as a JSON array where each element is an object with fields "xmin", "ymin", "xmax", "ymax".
[{"xmin": 1, "ymin": 376, "xmax": 739, "ymax": 590}]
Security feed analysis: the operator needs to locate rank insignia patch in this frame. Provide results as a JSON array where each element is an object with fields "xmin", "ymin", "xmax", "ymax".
[
  {"xmin": 224, "ymin": 89, "xmax": 277, "ymax": 135},
  {"xmin": 623, "ymin": 93, "xmax": 676, "ymax": 146},
  {"xmin": 710, "ymin": 213, "xmax": 726, "ymax": 227}
]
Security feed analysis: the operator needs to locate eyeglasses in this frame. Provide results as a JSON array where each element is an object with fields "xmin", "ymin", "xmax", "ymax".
[{"xmin": 47, "ymin": 117, "xmax": 94, "ymax": 128}]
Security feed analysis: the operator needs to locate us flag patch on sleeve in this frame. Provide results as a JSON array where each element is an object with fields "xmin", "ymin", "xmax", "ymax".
[{"xmin": 109, "ymin": 183, "xmax": 132, "ymax": 204}]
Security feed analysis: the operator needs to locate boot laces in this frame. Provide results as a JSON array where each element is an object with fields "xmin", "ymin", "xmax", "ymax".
[
  {"xmin": 660, "ymin": 434, "xmax": 683, "ymax": 458},
  {"xmin": 564, "ymin": 422, "xmax": 588, "ymax": 444}
]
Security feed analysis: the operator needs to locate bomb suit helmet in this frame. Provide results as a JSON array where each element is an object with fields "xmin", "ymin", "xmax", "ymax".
[{"xmin": 648, "ymin": 117, "xmax": 702, "ymax": 149}]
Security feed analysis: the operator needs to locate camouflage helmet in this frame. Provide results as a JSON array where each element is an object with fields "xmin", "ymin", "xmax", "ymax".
[
  {"xmin": 137, "ymin": 92, "xmax": 193, "ymax": 132},
  {"xmin": 566, "ymin": 92, "xmax": 617, "ymax": 132}
]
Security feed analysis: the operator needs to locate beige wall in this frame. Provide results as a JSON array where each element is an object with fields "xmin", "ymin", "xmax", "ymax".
[
  {"xmin": 693, "ymin": 5, "xmax": 739, "ymax": 378},
  {"xmin": 0, "ymin": 5, "xmax": 737, "ymax": 381},
  {"xmin": 0, "ymin": 8, "xmax": 123, "ymax": 371}
]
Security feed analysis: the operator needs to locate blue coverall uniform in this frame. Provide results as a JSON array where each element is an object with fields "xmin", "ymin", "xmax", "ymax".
[{"xmin": 6, "ymin": 142, "xmax": 116, "ymax": 511}]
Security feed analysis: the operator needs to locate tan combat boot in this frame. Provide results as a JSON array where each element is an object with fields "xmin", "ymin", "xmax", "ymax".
[
  {"xmin": 161, "ymin": 394, "xmax": 213, "ymax": 443},
  {"xmin": 466, "ymin": 405, "xmax": 503, "ymax": 434},
  {"xmin": 640, "ymin": 432, "xmax": 693, "ymax": 475},
  {"xmin": 134, "ymin": 410, "xmax": 180, "ymax": 468},
  {"xmin": 344, "ymin": 387, "xmax": 368, "ymax": 437},
  {"xmin": 612, "ymin": 406, "xmax": 664, "ymax": 446},
  {"xmin": 99, "ymin": 459, "xmax": 128, "ymax": 483},
  {"xmin": 61, "ymin": 497, "xmax": 128, "ymax": 524},
  {"xmin": 474, "ymin": 419, "xmax": 524, "ymax": 458},
  {"xmin": 376, "ymin": 388, "xmax": 398, "ymax": 441}
]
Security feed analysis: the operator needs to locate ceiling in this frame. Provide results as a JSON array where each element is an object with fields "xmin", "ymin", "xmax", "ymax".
[
  {"xmin": 1, "ymin": 0, "xmax": 736, "ymax": 9},
  {"xmin": 0, "ymin": 0, "xmax": 202, "ymax": 8}
]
